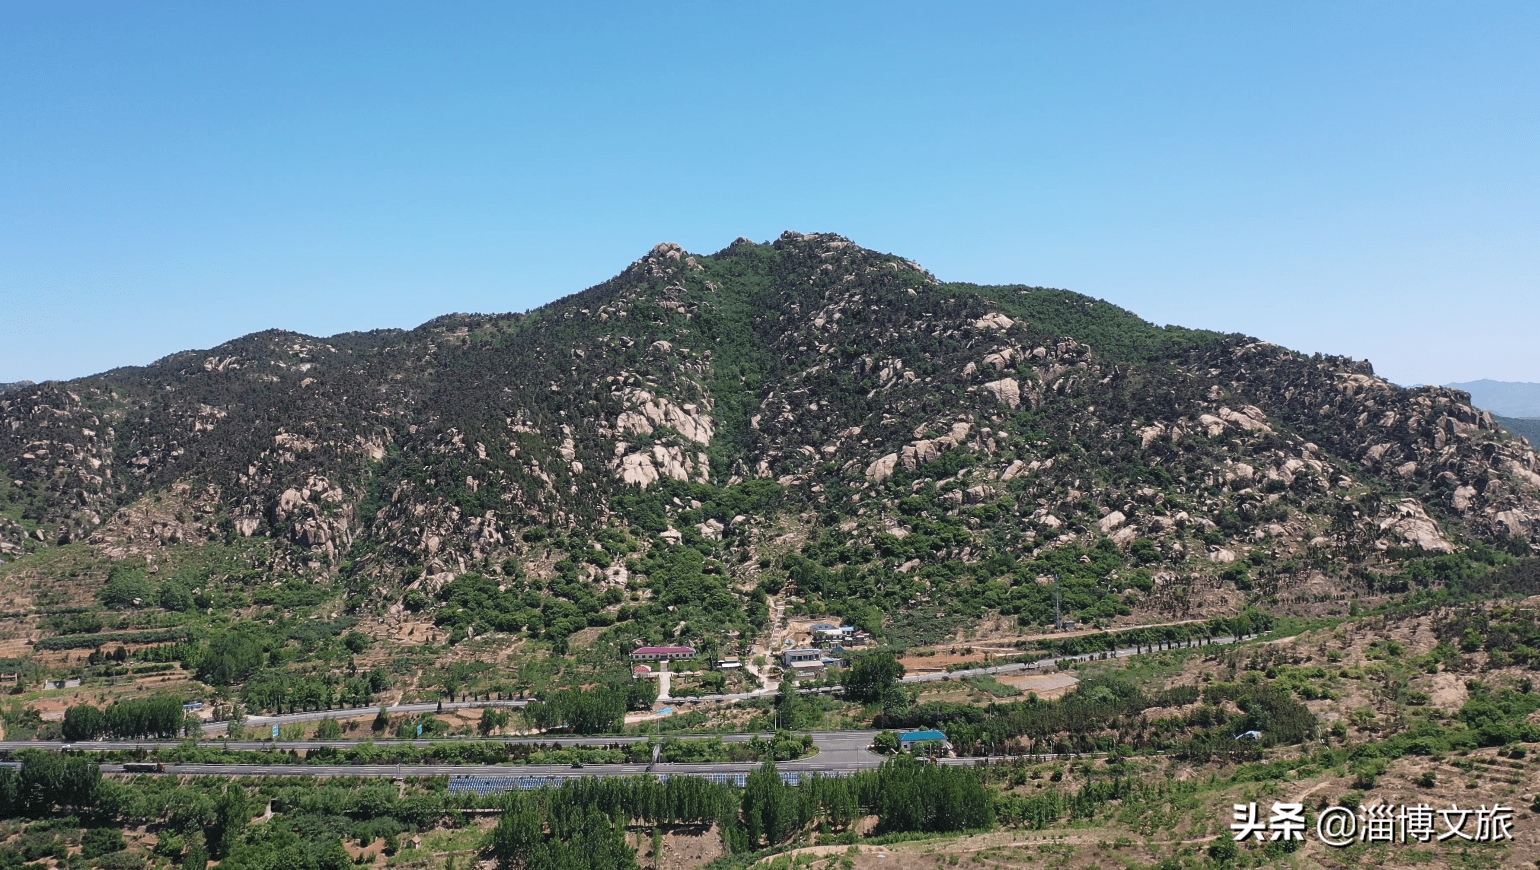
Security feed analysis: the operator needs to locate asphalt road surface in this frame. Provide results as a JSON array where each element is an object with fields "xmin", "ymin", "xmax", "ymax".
[
  {"xmin": 0, "ymin": 729, "xmax": 885, "ymax": 780},
  {"xmin": 1, "ymin": 728, "xmax": 881, "ymax": 768},
  {"xmin": 110, "ymin": 730, "xmax": 885, "ymax": 779},
  {"xmin": 900, "ymin": 635, "xmax": 1241, "ymax": 683}
]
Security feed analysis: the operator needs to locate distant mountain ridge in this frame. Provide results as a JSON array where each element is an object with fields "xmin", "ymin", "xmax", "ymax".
[
  {"xmin": 1445, "ymin": 380, "xmax": 1540, "ymax": 418},
  {"xmin": 1496, "ymin": 416, "xmax": 1540, "ymax": 446}
]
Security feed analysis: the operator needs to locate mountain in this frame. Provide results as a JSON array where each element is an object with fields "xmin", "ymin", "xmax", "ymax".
[
  {"xmin": 1495, "ymin": 415, "xmax": 1540, "ymax": 446},
  {"xmin": 2, "ymin": 231, "xmax": 1538, "ymax": 663},
  {"xmin": 1445, "ymin": 379, "xmax": 1540, "ymax": 418}
]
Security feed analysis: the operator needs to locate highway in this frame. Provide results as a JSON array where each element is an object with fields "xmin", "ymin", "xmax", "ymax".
[
  {"xmin": 126, "ymin": 731, "xmax": 884, "ymax": 779},
  {"xmin": 0, "ymin": 729, "xmax": 875, "ymax": 755},
  {"xmin": 900, "ymin": 635, "xmax": 1242, "ymax": 683},
  {"xmin": 0, "ymin": 729, "xmax": 886, "ymax": 779}
]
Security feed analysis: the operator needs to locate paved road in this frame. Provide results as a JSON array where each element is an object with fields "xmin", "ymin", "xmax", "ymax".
[
  {"xmin": 662, "ymin": 635, "xmax": 1245, "ymax": 698},
  {"xmin": 900, "ymin": 635, "xmax": 1242, "ymax": 683},
  {"xmin": 3, "ymin": 728, "xmax": 884, "ymax": 780},
  {"xmin": 1, "ymin": 729, "xmax": 877, "ymax": 756},
  {"xmin": 92, "ymin": 730, "xmax": 885, "ymax": 779}
]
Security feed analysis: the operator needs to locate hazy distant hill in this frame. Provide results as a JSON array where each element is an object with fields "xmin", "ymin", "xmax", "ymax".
[
  {"xmin": 1446, "ymin": 379, "xmax": 1540, "ymax": 418},
  {"xmin": 0, "ymin": 381, "xmax": 35, "ymax": 394},
  {"xmin": 1496, "ymin": 415, "xmax": 1540, "ymax": 445}
]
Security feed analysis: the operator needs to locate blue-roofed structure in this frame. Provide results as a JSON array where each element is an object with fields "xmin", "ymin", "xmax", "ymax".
[{"xmin": 899, "ymin": 730, "xmax": 949, "ymax": 751}]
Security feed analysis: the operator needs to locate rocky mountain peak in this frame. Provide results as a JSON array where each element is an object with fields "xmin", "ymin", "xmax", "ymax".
[{"xmin": 1, "ymin": 233, "xmax": 1536, "ymax": 650}]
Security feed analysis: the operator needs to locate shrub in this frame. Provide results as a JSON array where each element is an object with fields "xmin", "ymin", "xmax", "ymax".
[
  {"xmin": 81, "ymin": 828, "xmax": 125, "ymax": 859},
  {"xmin": 94, "ymin": 853, "xmax": 146, "ymax": 870}
]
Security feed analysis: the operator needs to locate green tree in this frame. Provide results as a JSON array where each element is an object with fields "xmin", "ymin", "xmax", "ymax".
[
  {"xmin": 478, "ymin": 707, "xmax": 510, "ymax": 736},
  {"xmin": 195, "ymin": 631, "xmax": 266, "ymax": 686},
  {"xmin": 101, "ymin": 564, "xmax": 154, "ymax": 608},
  {"xmin": 158, "ymin": 582, "xmax": 194, "ymax": 612},
  {"xmin": 741, "ymin": 761, "xmax": 797, "ymax": 847},
  {"xmin": 180, "ymin": 838, "xmax": 208, "ymax": 870},
  {"xmin": 488, "ymin": 792, "xmax": 542, "ymax": 869},
  {"xmin": 4, "ymin": 749, "xmax": 101, "ymax": 814},
  {"xmin": 871, "ymin": 730, "xmax": 900, "ymax": 754},
  {"xmin": 62, "ymin": 704, "xmax": 107, "ymax": 741},
  {"xmin": 626, "ymin": 678, "xmax": 659, "ymax": 711},
  {"xmin": 843, "ymin": 653, "xmax": 905, "ymax": 704},
  {"xmin": 205, "ymin": 784, "xmax": 250, "ymax": 859}
]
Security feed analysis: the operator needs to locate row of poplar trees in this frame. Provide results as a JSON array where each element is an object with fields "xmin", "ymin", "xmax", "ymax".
[
  {"xmin": 61, "ymin": 695, "xmax": 188, "ymax": 740},
  {"xmin": 489, "ymin": 759, "xmax": 994, "ymax": 870}
]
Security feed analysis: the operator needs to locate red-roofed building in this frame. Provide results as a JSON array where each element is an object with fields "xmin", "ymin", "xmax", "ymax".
[{"xmin": 630, "ymin": 646, "xmax": 697, "ymax": 662}]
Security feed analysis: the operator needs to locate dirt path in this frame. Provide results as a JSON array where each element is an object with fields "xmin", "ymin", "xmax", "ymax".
[{"xmin": 744, "ymin": 595, "xmax": 785, "ymax": 694}]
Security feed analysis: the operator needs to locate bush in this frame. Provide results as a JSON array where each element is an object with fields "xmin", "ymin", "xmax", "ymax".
[
  {"xmin": 101, "ymin": 565, "xmax": 154, "ymax": 608},
  {"xmin": 82, "ymin": 829, "xmax": 126, "ymax": 859},
  {"xmin": 94, "ymin": 853, "xmax": 146, "ymax": 870},
  {"xmin": 1206, "ymin": 838, "xmax": 1237, "ymax": 864}
]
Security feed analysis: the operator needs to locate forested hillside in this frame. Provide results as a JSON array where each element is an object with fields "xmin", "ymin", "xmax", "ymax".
[{"xmin": 1, "ymin": 231, "xmax": 1537, "ymax": 706}]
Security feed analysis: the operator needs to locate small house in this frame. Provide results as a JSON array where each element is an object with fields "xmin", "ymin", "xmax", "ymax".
[
  {"xmin": 782, "ymin": 648, "xmax": 822, "ymax": 667},
  {"xmin": 630, "ymin": 646, "xmax": 697, "ymax": 662}
]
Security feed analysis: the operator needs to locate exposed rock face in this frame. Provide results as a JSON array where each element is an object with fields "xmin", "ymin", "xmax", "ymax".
[
  {"xmin": 620, "ymin": 453, "xmax": 661, "ymax": 488},
  {"xmin": 1097, "ymin": 511, "xmax": 1127, "ymax": 533},
  {"xmin": 615, "ymin": 389, "xmax": 715, "ymax": 445},
  {"xmin": 617, "ymin": 445, "xmax": 707, "ymax": 490},
  {"xmin": 1377, "ymin": 499, "xmax": 1455, "ymax": 553},
  {"xmin": 1494, "ymin": 509, "xmax": 1533, "ymax": 538},
  {"xmin": 982, "ymin": 378, "xmax": 1022, "ymax": 409},
  {"xmin": 865, "ymin": 453, "xmax": 899, "ymax": 483}
]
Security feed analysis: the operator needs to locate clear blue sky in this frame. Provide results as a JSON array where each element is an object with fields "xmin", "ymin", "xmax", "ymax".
[{"xmin": 5, "ymin": 2, "xmax": 1537, "ymax": 387}]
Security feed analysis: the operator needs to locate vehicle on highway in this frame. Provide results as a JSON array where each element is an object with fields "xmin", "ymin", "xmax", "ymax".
[
  {"xmin": 570, "ymin": 761, "xmax": 584, "ymax": 768},
  {"xmin": 123, "ymin": 761, "xmax": 166, "ymax": 773}
]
